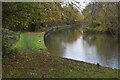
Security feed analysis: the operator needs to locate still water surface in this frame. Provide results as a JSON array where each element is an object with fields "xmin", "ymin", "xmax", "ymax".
[{"xmin": 44, "ymin": 27, "xmax": 119, "ymax": 69}]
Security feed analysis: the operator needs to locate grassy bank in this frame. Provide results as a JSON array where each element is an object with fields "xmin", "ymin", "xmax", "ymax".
[
  {"xmin": 13, "ymin": 32, "xmax": 46, "ymax": 52},
  {"xmin": 2, "ymin": 32, "xmax": 119, "ymax": 78},
  {"xmin": 2, "ymin": 49, "xmax": 118, "ymax": 78}
]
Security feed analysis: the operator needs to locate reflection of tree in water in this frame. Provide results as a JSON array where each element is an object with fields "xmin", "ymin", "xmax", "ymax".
[
  {"xmin": 83, "ymin": 33, "xmax": 118, "ymax": 59},
  {"xmin": 82, "ymin": 33, "xmax": 96, "ymax": 46},
  {"xmin": 95, "ymin": 34, "xmax": 118, "ymax": 61},
  {"xmin": 44, "ymin": 27, "xmax": 81, "ymax": 55}
]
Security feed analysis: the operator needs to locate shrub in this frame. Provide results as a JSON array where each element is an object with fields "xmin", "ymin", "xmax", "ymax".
[{"xmin": 2, "ymin": 29, "xmax": 18, "ymax": 57}]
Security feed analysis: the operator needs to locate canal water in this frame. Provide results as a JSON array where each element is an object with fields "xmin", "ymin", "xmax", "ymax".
[{"xmin": 44, "ymin": 27, "xmax": 119, "ymax": 69}]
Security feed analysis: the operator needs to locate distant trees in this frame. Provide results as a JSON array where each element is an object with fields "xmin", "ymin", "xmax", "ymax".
[
  {"xmin": 61, "ymin": 4, "xmax": 84, "ymax": 25},
  {"xmin": 83, "ymin": 2, "xmax": 119, "ymax": 35},
  {"xmin": 2, "ymin": 2, "xmax": 84, "ymax": 31}
]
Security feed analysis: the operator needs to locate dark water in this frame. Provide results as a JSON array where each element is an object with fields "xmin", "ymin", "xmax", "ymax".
[{"xmin": 44, "ymin": 27, "xmax": 119, "ymax": 69}]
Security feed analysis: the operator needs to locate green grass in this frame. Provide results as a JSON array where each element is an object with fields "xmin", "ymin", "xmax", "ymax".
[{"xmin": 13, "ymin": 32, "xmax": 46, "ymax": 51}]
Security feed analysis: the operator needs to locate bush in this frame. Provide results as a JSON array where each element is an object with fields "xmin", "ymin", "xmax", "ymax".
[{"xmin": 2, "ymin": 29, "xmax": 18, "ymax": 57}]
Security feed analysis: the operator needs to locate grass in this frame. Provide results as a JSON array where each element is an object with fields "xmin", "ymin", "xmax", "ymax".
[
  {"xmin": 2, "ymin": 33, "xmax": 119, "ymax": 78},
  {"xmin": 13, "ymin": 32, "xmax": 46, "ymax": 52},
  {"xmin": 2, "ymin": 49, "xmax": 119, "ymax": 78}
]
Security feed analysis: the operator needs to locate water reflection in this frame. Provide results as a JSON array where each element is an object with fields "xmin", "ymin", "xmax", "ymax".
[
  {"xmin": 45, "ymin": 28, "xmax": 119, "ymax": 69},
  {"xmin": 45, "ymin": 27, "xmax": 81, "ymax": 56}
]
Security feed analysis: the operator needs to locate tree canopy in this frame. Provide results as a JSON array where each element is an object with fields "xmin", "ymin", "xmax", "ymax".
[
  {"xmin": 83, "ymin": 2, "xmax": 119, "ymax": 35},
  {"xmin": 2, "ymin": 2, "xmax": 84, "ymax": 31}
]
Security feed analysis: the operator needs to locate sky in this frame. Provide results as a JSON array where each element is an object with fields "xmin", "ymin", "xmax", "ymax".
[
  {"xmin": 72, "ymin": 0, "xmax": 90, "ymax": 10},
  {"xmin": 1, "ymin": 0, "xmax": 119, "ymax": 2},
  {"xmin": 63, "ymin": 0, "xmax": 90, "ymax": 10},
  {"xmin": 61, "ymin": 0, "xmax": 90, "ymax": 14},
  {"xmin": 62, "ymin": 0, "xmax": 119, "ymax": 11}
]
